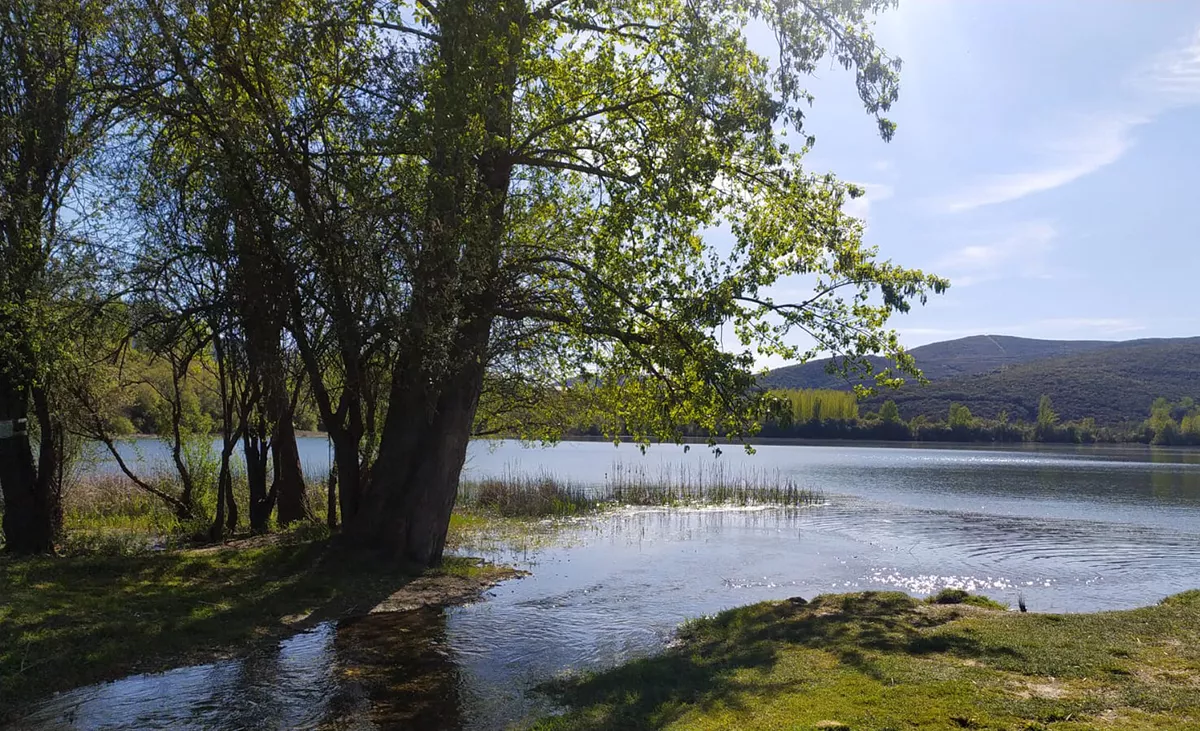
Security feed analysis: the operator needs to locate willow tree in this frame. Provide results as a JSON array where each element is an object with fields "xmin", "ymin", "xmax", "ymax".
[{"xmin": 346, "ymin": 0, "xmax": 945, "ymax": 564}]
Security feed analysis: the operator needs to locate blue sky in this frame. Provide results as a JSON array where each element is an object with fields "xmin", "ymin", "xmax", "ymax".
[{"xmin": 747, "ymin": 1, "xmax": 1200, "ymax": 360}]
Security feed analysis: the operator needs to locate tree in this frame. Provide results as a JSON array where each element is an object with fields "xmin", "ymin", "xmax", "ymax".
[
  {"xmin": 948, "ymin": 402, "xmax": 973, "ymax": 429},
  {"xmin": 0, "ymin": 0, "xmax": 120, "ymax": 552},
  {"xmin": 879, "ymin": 400, "xmax": 901, "ymax": 424},
  {"xmin": 1036, "ymin": 395, "xmax": 1058, "ymax": 427},
  {"xmin": 119, "ymin": 0, "xmax": 944, "ymax": 565},
  {"xmin": 1147, "ymin": 397, "xmax": 1178, "ymax": 446},
  {"xmin": 346, "ymin": 0, "xmax": 945, "ymax": 564}
]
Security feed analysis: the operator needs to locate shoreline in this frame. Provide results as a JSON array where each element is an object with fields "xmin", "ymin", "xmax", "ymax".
[
  {"xmin": 6, "ymin": 529, "xmax": 1198, "ymax": 728},
  {"xmin": 532, "ymin": 589, "xmax": 1200, "ymax": 730}
]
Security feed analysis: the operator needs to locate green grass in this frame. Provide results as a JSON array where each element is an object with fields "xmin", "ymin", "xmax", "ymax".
[
  {"xmin": 0, "ymin": 537, "xmax": 513, "ymax": 721},
  {"xmin": 534, "ymin": 590, "xmax": 1200, "ymax": 730}
]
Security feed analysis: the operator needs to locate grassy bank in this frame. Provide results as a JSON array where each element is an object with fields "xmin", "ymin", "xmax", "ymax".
[
  {"xmin": 0, "ymin": 536, "xmax": 515, "ymax": 721},
  {"xmin": 535, "ymin": 590, "xmax": 1200, "ymax": 730}
]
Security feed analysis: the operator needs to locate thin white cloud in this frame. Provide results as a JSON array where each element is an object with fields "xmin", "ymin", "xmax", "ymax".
[
  {"xmin": 1137, "ymin": 27, "xmax": 1200, "ymax": 101},
  {"xmin": 935, "ymin": 115, "xmax": 1146, "ymax": 214},
  {"xmin": 934, "ymin": 25, "xmax": 1200, "ymax": 214},
  {"xmin": 935, "ymin": 221, "xmax": 1057, "ymax": 286}
]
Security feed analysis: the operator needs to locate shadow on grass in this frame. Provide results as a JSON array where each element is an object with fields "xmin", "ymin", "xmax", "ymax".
[
  {"xmin": 0, "ymin": 538, "xmax": 470, "ymax": 721},
  {"xmin": 536, "ymin": 591, "xmax": 1023, "ymax": 730}
]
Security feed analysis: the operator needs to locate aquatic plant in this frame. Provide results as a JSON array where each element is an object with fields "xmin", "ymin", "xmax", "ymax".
[{"xmin": 457, "ymin": 464, "xmax": 822, "ymax": 518}]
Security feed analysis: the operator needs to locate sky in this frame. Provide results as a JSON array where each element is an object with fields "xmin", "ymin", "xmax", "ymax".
[{"xmin": 741, "ymin": 0, "xmax": 1200, "ymax": 363}]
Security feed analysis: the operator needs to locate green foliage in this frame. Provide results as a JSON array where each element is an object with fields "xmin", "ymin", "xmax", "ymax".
[
  {"xmin": 948, "ymin": 402, "xmax": 974, "ymax": 429},
  {"xmin": 1143, "ymin": 397, "xmax": 1200, "ymax": 446},
  {"xmin": 878, "ymin": 399, "xmax": 901, "ymax": 424},
  {"xmin": 768, "ymin": 389, "xmax": 860, "ymax": 425}
]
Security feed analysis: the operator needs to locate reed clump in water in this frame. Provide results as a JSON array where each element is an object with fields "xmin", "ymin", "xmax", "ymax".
[
  {"xmin": 606, "ymin": 463, "xmax": 822, "ymax": 509},
  {"xmin": 458, "ymin": 464, "xmax": 822, "ymax": 518},
  {"xmin": 459, "ymin": 475, "xmax": 595, "ymax": 518}
]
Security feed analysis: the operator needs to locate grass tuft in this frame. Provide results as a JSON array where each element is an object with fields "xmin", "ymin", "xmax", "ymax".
[{"xmin": 927, "ymin": 588, "xmax": 1009, "ymax": 611}]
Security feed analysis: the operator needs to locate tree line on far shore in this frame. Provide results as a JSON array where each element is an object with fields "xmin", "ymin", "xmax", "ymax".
[{"xmin": 754, "ymin": 391, "xmax": 1200, "ymax": 445}]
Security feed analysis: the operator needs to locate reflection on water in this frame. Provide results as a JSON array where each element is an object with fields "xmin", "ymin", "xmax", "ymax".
[
  {"xmin": 18, "ymin": 610, "xmax": 466, "ymax": 731},
  {"xmin": 17, "ymin": 623, "xmax": 341, "ymax": 730},
  {"xmin": 22, "ymin": 442, "xmax": 1200, "ymax": 730}
]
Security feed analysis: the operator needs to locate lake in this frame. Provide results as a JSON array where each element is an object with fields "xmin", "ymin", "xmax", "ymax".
[{"xmin": 19, "ymin": 439, "xmax": 1200, "ymax": 729}]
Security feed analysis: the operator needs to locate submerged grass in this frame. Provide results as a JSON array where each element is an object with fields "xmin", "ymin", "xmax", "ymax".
[{"xmin": 535, "ymin": 590, "xmax": 1200, "ymax": 730}]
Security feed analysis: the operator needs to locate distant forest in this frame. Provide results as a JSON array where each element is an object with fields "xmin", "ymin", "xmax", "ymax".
[
  {"xmin": 754, "ymin": 390, "xmax": 1200, "ymax": 446},
  {"xmin": 110, "ymin": 361, "xmax": 1200, "ymax": 447}
]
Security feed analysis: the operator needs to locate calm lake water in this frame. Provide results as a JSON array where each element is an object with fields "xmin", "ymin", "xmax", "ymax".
[{"xmin": 18, "ymin": 440, "xmax": 1200, "ymax": 730}]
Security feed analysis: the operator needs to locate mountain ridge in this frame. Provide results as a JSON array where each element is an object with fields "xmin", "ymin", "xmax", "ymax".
[
  {"xmin": 760, "ymin": 334, "xmax": 1116, "ymax": 390},
  {"xmin": 762, "ymin": 335, "xmax": 1200, "ymax": 425}
]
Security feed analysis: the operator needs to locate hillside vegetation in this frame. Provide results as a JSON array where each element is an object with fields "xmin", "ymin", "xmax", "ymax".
[
  {"xmin": 761, "ymin": 335, "xmax": 1113, "ymax": 390},
  {"xmin": 862, "ymin": 337, "xmax": 1200, "ymax": 425}
]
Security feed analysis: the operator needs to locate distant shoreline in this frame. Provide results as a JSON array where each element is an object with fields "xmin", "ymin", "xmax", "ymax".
[{"xmin": 107, "ymin": 433, "xmax": 1200, "ymax": 451}]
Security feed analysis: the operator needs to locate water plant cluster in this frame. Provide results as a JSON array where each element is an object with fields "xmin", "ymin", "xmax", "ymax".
[{"xmin": 458, "ymin": 464, "xmax": 822, "ymax": 519}]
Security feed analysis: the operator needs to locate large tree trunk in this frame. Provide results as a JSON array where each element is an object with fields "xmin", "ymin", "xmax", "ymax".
[
  {"xmin": 272, "ymin": 416, "xmax": 307, "ymax": 524},
  {"xmin": 340, "ymin": 0, "xmax": 520, "ymax": 563},
  {"xmin": 0, "ymin": 376, "xmax": 55, "ymax": 553},
  {"xmin": 347, "ymin": 357, "xmax": 487, "ymax": 566}
]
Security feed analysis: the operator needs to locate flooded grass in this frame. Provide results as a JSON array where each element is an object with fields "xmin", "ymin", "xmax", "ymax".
[
  {"xmin": 0, "ymin": 538, "xmax": 514, "ymax": 722},
  {"xmin": 458, "ymin": 464, "xmax": 823, "ymax": 519},
  {"xmin": 535, "ymin": 590, "xmax": 1200, "ymax": 730}
]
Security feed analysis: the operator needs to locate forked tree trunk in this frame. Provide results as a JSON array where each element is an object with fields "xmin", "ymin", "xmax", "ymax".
[
  {"xmin": 348, "ymin": 338, "xmax": 488, "ymax": 566},
  {"xmin": 0, "ymin": 376, "xmax": 56, "ymax": 553},
  {"xmin": 243, "ymin": 430, "xmax": 274, "ymax": 533},
  {"xmin": 343, "ymin": 0, "xmax": 518, "ymax": 563}
]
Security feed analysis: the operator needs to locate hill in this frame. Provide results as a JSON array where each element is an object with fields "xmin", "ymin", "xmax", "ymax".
[
  {"xmin": 861, "ymin": 337, "xmax": 1200, "ymax": 425},
  {"xmin": 760, "ymin": 335, "xmax": 1113, "ymax": 390}
]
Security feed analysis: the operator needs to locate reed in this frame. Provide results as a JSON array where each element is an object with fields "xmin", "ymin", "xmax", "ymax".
[{"xmin": 457, "ymin": 463, "xmax": 822, "ymax": 518}]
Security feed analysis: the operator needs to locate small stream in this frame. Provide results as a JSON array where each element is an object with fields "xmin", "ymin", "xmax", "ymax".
[{"xmin": 15, "ymin": 441, "xmax": 1200, "ymax": 730}]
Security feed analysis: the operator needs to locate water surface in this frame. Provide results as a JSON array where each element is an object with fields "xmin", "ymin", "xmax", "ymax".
[{"xmin": 21, "ymin": 440, "xmax": 1200, "ymax": 729}]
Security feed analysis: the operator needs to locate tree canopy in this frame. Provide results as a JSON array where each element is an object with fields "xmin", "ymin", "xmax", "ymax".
[{"xmin": 0, "ymin": 0, "xmax": 946, "ymax": 562}]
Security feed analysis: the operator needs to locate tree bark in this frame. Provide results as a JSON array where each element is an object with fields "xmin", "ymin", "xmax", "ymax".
[
  {"xmin": 272, "ymin": 416, "xmax": 307, "ymax": 524},
  {"xmin": 243, "ymin": 429, "xmax": 274, "ymax": 533},
  {"xmin": 347, "ymin": 351, "xmax": 488, "ymax": 565},
  {"xmin": 0, "ymin": 376, "xmax": 55, "ymax": 553}
]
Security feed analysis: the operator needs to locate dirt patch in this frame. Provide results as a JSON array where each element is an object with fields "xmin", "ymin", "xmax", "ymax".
[
  {"xmin": 368, "ymin": 566, "xmax": 526, "ymax": 614},
  {"xmin": 1133, "ymin": 665, "xmax": 1200, "ymax": 689},
  {"xmin": 1012, "ymin": 678, "xmax": 1072, "ymax": 699}
]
